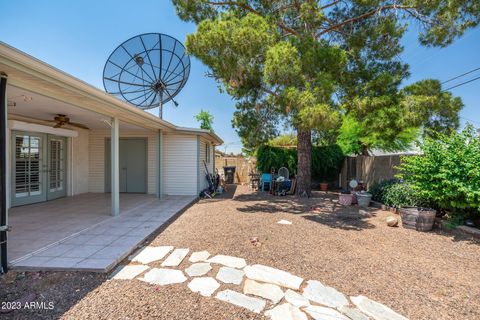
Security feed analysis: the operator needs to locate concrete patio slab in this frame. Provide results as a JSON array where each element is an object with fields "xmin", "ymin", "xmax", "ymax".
[{"xmin": 8, "ymin": 193, "xmax": 196, "ymax": 272}]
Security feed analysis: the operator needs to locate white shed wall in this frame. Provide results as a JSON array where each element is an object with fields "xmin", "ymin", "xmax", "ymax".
[{"xmin": 198, "ymin": 137, "xmax": 214, "ymax": 192}]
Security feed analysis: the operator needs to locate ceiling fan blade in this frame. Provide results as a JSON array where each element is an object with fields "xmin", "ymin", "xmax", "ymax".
[{"xmin": 69, "ymin": 122, "xmax": 90, "ymax": 130}]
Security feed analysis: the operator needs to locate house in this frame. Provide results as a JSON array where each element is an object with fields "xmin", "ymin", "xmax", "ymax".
[{"xmin": 0, "ymin": 42, "xmax": 223, "ymax": 272}]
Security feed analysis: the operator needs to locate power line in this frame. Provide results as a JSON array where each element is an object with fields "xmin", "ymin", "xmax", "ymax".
[
  {"xmin": 441, "ymin": 66, "xmax": 480, "ymax": 84},
  {"xmin": 442, "ymin": 75, "xmax": 480, "ymax": 91}
]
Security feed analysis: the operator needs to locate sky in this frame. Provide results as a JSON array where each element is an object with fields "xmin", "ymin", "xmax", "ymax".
[{"xmin": 1, "ymin": 1, "xmax": 479, "ymax": 153}]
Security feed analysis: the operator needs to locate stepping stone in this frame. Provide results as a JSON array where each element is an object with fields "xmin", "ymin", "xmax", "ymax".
[
  {"xmin": 111, "ymin": 265, "xmax": 149, "ymax": 280},
  {"xmin": 215, "ymin": 289, "xmax": 266, "ymax": 314},
  {"xmin": 207, "ymin": 254, "xmax": 247, "ymax": 269},
  {"xmin": 161, "ymin": 248, "xmax": 190, "ymax": 267},
  {"xmin": 304, "ymin": 305, "xmax": 350, "ymax": 320},
  {"xmin": 265, "ymin": 303, "xmax": 308, "ymax": 320},
  {"xmin": 187, "ymin": 277, "xmax": 220, "ymax": 297},
  {"xmin": 139, "ymin": 268, "xmax": 187, "ymax": 285},
  {"xmin": 302, "ymin": 280, "xmax": 348, "ymax": 308},
  {"xmin": 244, "ymin": 264, "xmax": 303, "ymax": 290},
  {"xmin": 284, "ymin": 289, "xmax": 310, "ymax": 308},
  {"xmin": 277, "ymin": 220, "xmax": 292, "ymax": 225},
  {"xmin": 130, "ymin": 246, "xmax": 173, "ymax": 264},
  {"xmin": 216, "ymin": 266, "xmax": 244, "ymax": 285},
  {"xmin": 243, "ymin": 279, "xmax": 284, "ymax": 303},
  {"xmin": 185, "ymin": 263, "xmax": 212, "ymax": 277},
  {"xmin": 339, "ymin": 306, "xmax": 370, "ymax": 320},
  {"xmin": 189, "ymin": 250, "xmax": 210, "ymax": 263},
  {"xmin": 351, "ymin": 295, "xmax": 408, "ymax": 320}
]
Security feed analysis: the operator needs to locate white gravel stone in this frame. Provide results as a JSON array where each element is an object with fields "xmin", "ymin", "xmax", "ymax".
[
  {"xmin": 304, "ymin": 305, "xmax": 350, "ymax": 320},
  {"xmin": 216, "ymin": 266, "xmax": 244, "ymax": 285},
  {"xmin": 243, "ymin": 279, "xmax": 284, "ymax": 303},
  {"xmin": 277, "ymin": 220, "xmax": 292, "ymax": 225},
  {"xmin": 216, "ymin": 289, "xmax": 266, "ymax": 313},
  {"xmin": 284, "ymin": 289, "xmax": 310, "ymax": 308},
  {"xmin": 161, "ymin": 248, "xmax": 190, "ymax": 267},
  {"xmin": 244, "ymin": 264, "xmax": 303, "ymax": 290},
  {"xmin": 207, "ymin": 254, "xmax": 247, "ymax": 269},
  {"xmin": 185, "ymin": 263, "xmax": 212, "ymax": 277},
  {"xmin": 139, "ymin": 268, "xmax": 187, "ymax": 285},
  {"xmin": 111, "ymin": 265, "xmax": 149, "ymax": 280},
  {"xmin": 302, "ymin": 280, "xmax": 349, "ymax": 308},
  {"xmin": 351, "ymin": 295, "xmax": 408, "ymax": 320},
  {"xmin": 189, "ymin": 250, "xmax": 210, "ymax": 263},
  {"xmin": 339, "ymin": 306, "xmax": 370, "ymax": 320},
  {"xmin": 130, "ymin": 246, "xmax": 173, "ymax": 264},
  {"xmin": 187, "ymin": 277, "xmax": 220, "ymax": 297},
  {"xmin": 265, "ymin": 303, "xmax": 308, "ymax": 320}
]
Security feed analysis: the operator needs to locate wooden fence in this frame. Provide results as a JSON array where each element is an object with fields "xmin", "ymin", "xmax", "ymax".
[{"xmin": 215, "ymin": 154, "xmax": 256, "ymax": 185}]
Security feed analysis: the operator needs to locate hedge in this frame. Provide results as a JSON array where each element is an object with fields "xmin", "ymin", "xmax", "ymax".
[{"xmin": 256, "ymin": 144, "xmax": 344, "ymax": 181}]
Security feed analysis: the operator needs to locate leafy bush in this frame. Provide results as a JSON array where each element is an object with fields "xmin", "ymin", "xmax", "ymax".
[
  {"xmin": 369, "ymin": 179, "xmax": 398, "ymax": 202},
  {"xmin": 382, "ymin": 182, "xmax": 428, "ymax": 208},
  {"xmin": 398, "ymin": 124, "xmax": 480, "ymax": 217},
  {"xmin": 256, "ymin": 144, "xmax": 344, "ymax": 181}
]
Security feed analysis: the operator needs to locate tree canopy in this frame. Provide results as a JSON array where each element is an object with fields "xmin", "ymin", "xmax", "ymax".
[{"xmin": 194, "ymin": 109, "xmax": 215, "ymax": 131}]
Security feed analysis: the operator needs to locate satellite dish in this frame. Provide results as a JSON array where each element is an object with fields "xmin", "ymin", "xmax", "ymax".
[{"xmin": 103, "ymin": 33, "xmax": 191, "ymax": 118}]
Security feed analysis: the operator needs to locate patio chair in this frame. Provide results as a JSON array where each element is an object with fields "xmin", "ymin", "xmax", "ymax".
[
  {"xmin": 261, "ymin": 173, "xmax": 272, "ymax": 192},
  {"xmin": 278, "ymin": 167, "xmax": 289, "ymax": 179}
]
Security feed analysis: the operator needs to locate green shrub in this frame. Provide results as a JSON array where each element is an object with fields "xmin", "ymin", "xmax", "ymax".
[
  {"xmin": 398, "ymin": 124, "xmax": 480, "ymax": 217},
  {"xmin": 256, "ymin": 144, "xmax": 344, "ymax": 181},
  {"xmin": 369, "ymin": 179, "xmax": 398, "ymax": 203},
  {"xmin": 382, "ymin": 182, "xmax": 428, "ymax": 208}
]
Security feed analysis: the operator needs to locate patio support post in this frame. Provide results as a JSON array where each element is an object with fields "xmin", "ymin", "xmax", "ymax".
[
  {"xmin": 111, "ymin": 117, "xmax": 120, "ymax": 216},
  {"xmin": 0, "ymin": 74, "xmax": 8, "ymax": 273},
  {"xmin": 156, "ymin": 129, "xmax": 163, "ymax": 199}
]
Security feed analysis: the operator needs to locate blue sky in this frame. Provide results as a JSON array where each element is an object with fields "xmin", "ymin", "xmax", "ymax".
[{"xmin": 1, "ymin": 1, "xmax": 479, "ymax": 153}]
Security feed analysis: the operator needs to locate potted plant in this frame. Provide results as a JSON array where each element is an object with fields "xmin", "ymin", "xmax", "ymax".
[
  {"xmin": 319, "ymin": 181, "xmax": 329, "ymax": 191},
  {"xmin": 356, "ymin": 191, "xmax": 372, "ymax": 207},
  {"xmin": 339, "ymin": 190, "xmax": 353, "ymax": 206}
]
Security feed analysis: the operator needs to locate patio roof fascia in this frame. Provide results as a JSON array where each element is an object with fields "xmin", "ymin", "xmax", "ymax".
[{"xmin": 0, "ymin": 42, "xmax": 224, "ymax": 145}]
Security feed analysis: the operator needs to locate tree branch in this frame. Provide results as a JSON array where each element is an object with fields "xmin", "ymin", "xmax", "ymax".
[{"xmin": 321, "ymin": 0, "xmax": 340, "ymax": 10}]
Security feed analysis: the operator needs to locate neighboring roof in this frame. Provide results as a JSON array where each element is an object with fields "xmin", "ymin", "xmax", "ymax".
[{"xmin": 0, "ymin": 42, "xmax": 223, "ymax": 145}]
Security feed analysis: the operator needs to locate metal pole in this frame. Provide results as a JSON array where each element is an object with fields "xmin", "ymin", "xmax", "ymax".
[
  {"xmin": 0, "ymin": 74, "xmax": 8, "ymax": 273},
  {"xmin": 111, "ymin": 117, "xmax": 120, "ymax": 216}
]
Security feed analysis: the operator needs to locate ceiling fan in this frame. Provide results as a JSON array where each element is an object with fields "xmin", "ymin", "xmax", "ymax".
[{"xmin": 50, "ymin": 114, "xmax": 90, "ymax": 130}]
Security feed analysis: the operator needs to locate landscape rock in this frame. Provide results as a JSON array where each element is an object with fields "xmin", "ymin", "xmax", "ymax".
[
  {"xmin": 216, "ymin": 266, "xmax": 244, "ymax": 285},
  {"xmin": 185, "ymin": 263, "xmax": 212, "ymax": 277},
  {"xmin": 284, "ymin": 289, "xmax": 310, "ymax": 308},
  {"xmin": 139, "ymin": 268, "xmax": 187, "ymax": 285},
  {"xmin": 129, "ymin": 246, "xmax": 173, "ymax": 264},
  {"xmin": 304, "ymin": 305, "xmax": 350, "ymax": 320},
  {"xmin": 243, "ymin": 279, "xmax": 284, "ymax": 303},
  {"xmin": 339, "ymin": 306, "xmax": 370, "ymax": 320},
  {"xmin": 189, "ymin": 251, "xmax": 210, "ymax": 263},
  {"xmin": 359, "ymin": 210, "xmax": 372, "ymax": 217},
  {"xmin": 207, "ymin": 254, "xmax": 247, "ymax": 269},
  {"xmin": 187, "ymin": 277, "xmax": 220, "ymax": 297},
  {"xmin": 161, "ymin": 248, "xmax": 190, "ymax": 267},
  {"xmin": 302, "ymin": 280, "xmax": 348, "ymax": 308},
  {"xmin": 351, "ymin": 295, "xmax": 408, "ymax": 320},
  {"xmin": 244, "ymin": 264, "xmax": 303, "ymax": 290},
  {"xmin": 215, "ymin": 289, "xmax": 266, "ymax": 313},
  {"xmin": 111, "ymin": 265, "xmax": 149, "ymax": 280},
  {"xmin": 277, "ymin": 220, "xmax": 292, "ymax": 225},
  {"xmin": 386, "ymin": 216, "xmax": 399, "ymax": 227},
  {"xmin": 265, "ymin": 303, "xmax": 308, "ymax": 320}
]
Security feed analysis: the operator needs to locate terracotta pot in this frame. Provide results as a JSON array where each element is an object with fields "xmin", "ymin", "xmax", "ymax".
[
  {"xmin": 320, "ymin": 182, "xmax": 328, "ymax": 191},
  {"xmin": 339, "ymin": 193, "xmax": 353, "ymax": 206}
]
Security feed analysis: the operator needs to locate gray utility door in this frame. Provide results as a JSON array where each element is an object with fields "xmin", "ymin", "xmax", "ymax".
[
  {"xmin": 105, "ymin": 138, "xmax": 147, "ymax": 193},
  {"xmin": 11, "ymin": 131, "xmax": 67, "ymax": 207}
]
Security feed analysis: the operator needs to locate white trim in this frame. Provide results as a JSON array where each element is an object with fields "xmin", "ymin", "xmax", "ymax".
[{"xmin": 8, "ymin": 120, "xmax": 78, "ymax": 137}]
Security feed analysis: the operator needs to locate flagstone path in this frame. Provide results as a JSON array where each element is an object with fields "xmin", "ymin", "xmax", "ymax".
[{"xmin": 111, "ymin": 245, "xmax": 408, "ymax": 320}]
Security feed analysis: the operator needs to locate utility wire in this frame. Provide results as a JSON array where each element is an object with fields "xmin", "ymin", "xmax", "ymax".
[
  {"xmin": 441, "ymin": 66, "xmax": 480, "ymax": 84},
  {"xmin": 442, "ymin": 75, "xmax": 480, "ymax": 91}
]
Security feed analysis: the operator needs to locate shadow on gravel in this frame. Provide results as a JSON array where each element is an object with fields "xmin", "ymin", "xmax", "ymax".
[{"xmin": 303, "ymin": 210, "xmax": 377, "ymax": 231}]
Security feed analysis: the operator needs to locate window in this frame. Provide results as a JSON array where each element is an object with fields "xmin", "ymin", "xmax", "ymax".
[{"xmin": 205, "ymin": 143, "xmax": 211, "ymax": 163}]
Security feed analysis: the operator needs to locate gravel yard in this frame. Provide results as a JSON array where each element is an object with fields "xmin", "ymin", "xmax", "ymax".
[{"xmin": 1, "ymin": 185, "xmax": 479, "ymax": 320}]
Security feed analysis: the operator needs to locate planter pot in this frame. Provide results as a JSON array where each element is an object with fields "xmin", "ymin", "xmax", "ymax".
[
  {"xmin": 356, "ymin": 193, "xmax": 372, "ymax": 207},
  {"xmin": 351, "ymin": 193, "xmax": 358, "ymax": 205},
  {"xmin": 399, "ymin": 207, "xmax": 436, "ymax": 231},
  {"xmin": 339, "ymin": 193, "xmax": 353, "ymax": 206},
  {"xmin": 320, "ymin": 182, "xmax": 328, "ymax": 191}
]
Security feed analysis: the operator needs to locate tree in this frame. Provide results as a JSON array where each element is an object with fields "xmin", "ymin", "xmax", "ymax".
[
  {"xmin": 173, "ymin": 0, "xmax": 480, "ymax": 195},
  {"xmin": 194, "ymin": 109, "xmax": 214, "ymax": 131},
  {"xmin": 269, "ymin": 134, "xmax": 297, "ymax": 148}
]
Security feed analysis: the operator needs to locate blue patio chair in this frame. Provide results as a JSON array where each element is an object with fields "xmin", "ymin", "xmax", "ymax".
[{"xmin": 261, "ymin": 173, "xmax": 272, "ymax": 192}]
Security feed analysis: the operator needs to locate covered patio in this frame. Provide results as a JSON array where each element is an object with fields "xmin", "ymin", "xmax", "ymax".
[{"xmin": 8, "ymin": 193, "xmax": 195, "ymax": 271}]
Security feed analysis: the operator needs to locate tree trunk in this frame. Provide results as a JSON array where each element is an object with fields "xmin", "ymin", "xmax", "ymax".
[{"xmin": 296, "ymin": 129, "xmax": 312, "ymax": 196}]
